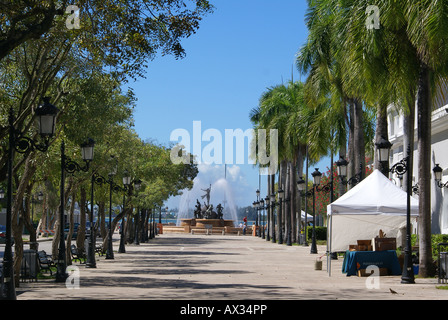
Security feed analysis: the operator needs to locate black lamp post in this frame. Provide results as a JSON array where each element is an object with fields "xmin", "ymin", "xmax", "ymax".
[
  {"xmin": 118, "ymin": 170, "xmax": 131, "ymax": 253},
  {"xmin": 297, "ymin": 176, "xmax": 308, "ymax": 246},
  {"xmin": 1, "ymin": 98, "xmax": 58, "ymax": 299},
  {"xmin": 255, "ymin": 189, "xmax": 260, "ymax": 236},
  {"xmin": 270, "ymin": 194, "xmax": 276, "ymax": 243},
  {"xmin": 265, "ymin": 195, "xmax": 270, "ymax": 241},
  {"xmin": 106, "ymin": 156, "xmax": 118, "ymax": 260},
  {"xmin": 87, "ymin": 172, "xmax": 107, "ymax": 268},
  {"xmin": 56, "ymin": 138, "xmax": 95, "ymax": 282},
  {"xmin": 134, "ymin": 187, "xmax": 144, "ymax": 245},
  {"xmin": 433, "ymin": 164, "xmax": 446, "ymax": 188},
  {"xmin": 310, "ymin": 168, "xmax": 322, "ymax": 254},
  {"xmin": 277, "ymin": 188, "xmax": 284, "ymax": 244},
  {"xmin": 336, "ymin": 156, "xmax": 364, "ymax": 187},
  {"xmin": 376, "ymin": 138, "xmax": 414, "ymax": 284},
  {"xmin": 259, "ymin": 199, "xmax": 265, "ymax": 239}
]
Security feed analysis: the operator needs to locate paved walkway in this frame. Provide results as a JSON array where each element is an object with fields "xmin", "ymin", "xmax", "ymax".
[{"xmin": 16, "ymin": 233, "xmax": 448, "ymax": 301}]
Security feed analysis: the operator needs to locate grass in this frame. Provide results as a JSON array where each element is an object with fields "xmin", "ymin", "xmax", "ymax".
[{"xmin": 436, "ymin": 285, "xmax": 448, "ymax": 290}]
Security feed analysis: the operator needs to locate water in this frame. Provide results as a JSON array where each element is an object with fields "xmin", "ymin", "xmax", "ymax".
[{"xmin": 176, "ymin": 177, "xmax": 238, "ymax": 226}]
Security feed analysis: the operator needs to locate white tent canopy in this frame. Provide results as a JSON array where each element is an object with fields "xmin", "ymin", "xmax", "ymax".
[
  {"xmin": 327, "ymin": 169, "xmax": 418, "ymax": 253},
  {"xmin": 301, "ymin": 211, "xmax": 313, "ymax": 222}
]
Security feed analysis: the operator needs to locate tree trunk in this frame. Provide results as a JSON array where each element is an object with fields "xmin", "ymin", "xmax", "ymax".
[
  {"xmin": 296, "ymin": 145, "xmax": 305, "ymax": 240},
  {"xmin": 417, "ymin": 62, "xmax": 435, "ymax": 277},
  {"xmin": 289, "ymin": 160, "xmax": 297, "ymax": 243},
  {"xmin": 99, "ymin": 201, "xmax": 107, "ymax": 240},
  {"xmin": 347, "ymin": 100, "xmax": 355, "ymax": 189},
  {"xmin": 284, "ymin": 162, "xmax": 291, "ymax": 244},
  {"xmin": 76, "ymin": 186, "xmax": 87, "ymax": 251},
  {"xmin": 403, "ymin": 97, "xmax": 416, "ymax": 193},
  {"xmin": 66, "ymin": 190, "xmax": 76, "ymax": 266},
  {"xmin": 353, "ymin": 98, "xmax": 365, "ymax": 181},
  {"xmin": 280, "ymin": 159, "xmax": 287, "ymax": 239},
  {"xmin": 12, "ymin": 156, "xmax": 37, "ymax": 287},
  {"xmin": 267, "ymin": 174, "xmax": 271, "ymax": 240},
  {"xmin": 270, "ymin": 173, "xmax": 275, "ymax": 241},
  {"xmin": 375, "ymin": 102, "xmax": 389, "ymax": 177}
]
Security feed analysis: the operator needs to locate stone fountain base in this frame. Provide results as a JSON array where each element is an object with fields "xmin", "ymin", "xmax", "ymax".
[{"xmin": 163, "ymin": 218, "xmax": 240, "ymax": 235}]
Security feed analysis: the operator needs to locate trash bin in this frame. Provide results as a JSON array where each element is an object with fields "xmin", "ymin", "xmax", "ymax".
[
  {"xmin": 438, "ymin": 242, "xmax": 448, "ymax": 284},
  {"xmin": 21, "ymin": 249, "xmax": 38, "ymax": 282},
  {"xmin": 439, "ymin": 252, "xmax": 448, "ymax": 284}
]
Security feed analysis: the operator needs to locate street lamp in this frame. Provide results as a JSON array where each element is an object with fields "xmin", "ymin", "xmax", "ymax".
[
  {"xmin": 56, "ymin": 138, "xmax": 95, "ymax": 282},
  {"xmin": 375, "ymin": 136, "xmax": 392, "ymax": 163},
  {"xmin": 86, "ymin": 173, "xmax": 107, "ymax": 268},
  {"xmin": 265, "ymin": 195, "xmax": 270, "ymax": 241},
  {"xmin": 433, "ymin": 164, "xmax": 446, "ymax": 187},
  {"xmin": 377, "ymin": 138, "xmax": 415, "ymax": 284},
  {"xmin": 270, "ymin": 193, "xmax": 276, "ymax": 243},
  {"xmin": 335, "ymin": 156, "xmax": 363, "ymax": 187},
  {"xmin": 118, "ymin": 170, "xmax": 131, "ymax": 253},
  {"xmin": 260, "ymin": 198, "xmax": 265, "ymax": 239},
  {"xmin": 256, "ymin": 189, "xmax": 260, "ymax": 235},
  {"xmin": 2, "ymin": 98, "xmax": 58, "ymax": 300},
  {"xmin": 297, "ymin": 176, "xmax": 308, "ymax": 246},
  {"xmin": 105, "ymin": 155, "xmax": 118, "ymax": 260},
  {"xmin": 310, "ymin": 168, "xmax": 322, "ymax": 254},
  {"xmin": 277, "ymin": 188, "xmax": 284, "ymax": 244}
]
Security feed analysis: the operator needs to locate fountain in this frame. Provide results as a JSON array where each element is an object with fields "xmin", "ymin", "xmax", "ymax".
[
  {"xmin": 180, "ymin": 183, "xmax": 235, "ymax": 229},
  {"xmin": 167, "ymin": 172, "xmax": 241, "ymax": 235}
]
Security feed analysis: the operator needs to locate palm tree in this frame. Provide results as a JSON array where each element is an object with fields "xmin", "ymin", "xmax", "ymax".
[
  {"xmin": 300, "ymin": 0, "xmax": 448, "ymax": 277},
  {"xmin": 250, "ymin": 81, "xmax": 313, "ymax": 244}
]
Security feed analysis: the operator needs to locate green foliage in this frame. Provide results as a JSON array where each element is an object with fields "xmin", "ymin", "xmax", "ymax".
[
  {"xmin": 306, "ymin": 226, "xmax": 327, "ymax": 241},
  {"xmin": 412, "ymin": 234, "xmax": 448, "ymax": 262}
]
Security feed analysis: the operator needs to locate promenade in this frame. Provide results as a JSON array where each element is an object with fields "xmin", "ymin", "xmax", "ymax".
[{"xmin": 16, "ymin": 232, "xmax": 448, "ymax": 303}]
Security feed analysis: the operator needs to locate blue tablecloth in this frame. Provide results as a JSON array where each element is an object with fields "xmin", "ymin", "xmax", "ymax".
[{"xmin": 342, "ymin": 250, "xmax": 402, "ymax": 276}]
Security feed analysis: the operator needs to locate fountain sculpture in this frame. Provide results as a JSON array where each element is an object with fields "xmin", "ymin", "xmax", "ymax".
[{"xmin": 179, "ymin": 183, "xmax": 235, "ymax": 230}]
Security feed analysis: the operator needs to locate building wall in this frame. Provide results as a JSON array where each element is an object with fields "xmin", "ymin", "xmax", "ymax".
[{"xmin": 388, "ymin": 105, "xmax": 448, "ymax": 234}]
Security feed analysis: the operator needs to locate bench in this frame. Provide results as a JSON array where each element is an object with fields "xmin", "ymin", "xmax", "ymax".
[
  {"xmin": 71, "ymin": 244, "xmax": 86, "ymax": 264},
  {"xmin": 37, "ymin": 250, "xmax": 56, "ymax": 275}
]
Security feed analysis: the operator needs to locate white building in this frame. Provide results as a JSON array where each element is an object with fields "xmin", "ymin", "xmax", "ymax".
[{"xmin": 388, "ymin": 103, "xmax": 448, "ymax": 234}]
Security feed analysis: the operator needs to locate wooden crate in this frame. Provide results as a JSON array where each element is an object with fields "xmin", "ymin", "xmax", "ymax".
[
  {"xmin": 357, "ymin": 240, "xmax": 373, "ymax": 251},
  {"xmin": 373, "ymin": 238, "xmax": 396, "ymax": 251},
  {"xmin": 357, "ymin": 268, "xmax": 389, "ymax": 277}
]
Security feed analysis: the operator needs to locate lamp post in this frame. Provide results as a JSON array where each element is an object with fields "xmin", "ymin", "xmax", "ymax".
[
  {"xmin": 433, "ymin": 164, "xmax": 446, "ymax": 187},
  {"xmin": 255, "ymin": 189, "xmax": 260, "ymax": 236},
  {"xmin": 87, "ymin": 172, "xmax": 107, "ymax": 268},
  {"xmin": 335, "ymin": 156, "xmax": 364, "ymax": 188},
  {"xmin": 297, "ymin": 176, "xmax": 308, "ymax": 246},
  {"xmin": 265, "ymin": 195, "xmax": 270, "ymax": 241},
  {"xmin": 1, "ymin": 98, "xmax": 58, "ymax": 299},
  {"xmin": 56, "ymin": 138, "xmax": 95, "ymax": 282},
  {"xmin": 310, "ymin": 168, "xmax": 322, "ymax": 254},
  {"xmin": 118, "ymin": 170, "xmax": 131, "ymax": 253},
  {"xmin": 277, "ymin": 188, "xmax": 284, "ymax": 244},
  {"xmin": 258, "ymin": 199, "xmax": 264, "ymax": 239},
  {"xmin": 376, "ymin": 138, "xmax": 414, "ymax": 284},
  {"xmin": 106, "ymin": 156, "xmax": 118, "ymax": 260},
  {"xmin": 270, "ymin": 194, "xmax": 276, "ymax": 243}
]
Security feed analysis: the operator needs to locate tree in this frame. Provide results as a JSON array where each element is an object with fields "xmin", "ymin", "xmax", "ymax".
[{"xmin": 0, "ymin": 0, "xmax": 214, "ymax": 77}]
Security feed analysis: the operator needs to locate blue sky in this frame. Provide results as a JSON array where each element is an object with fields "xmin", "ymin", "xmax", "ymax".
[{"xmin": 129, "ymin": 0, "xmax": 330, "ymax": 209}]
